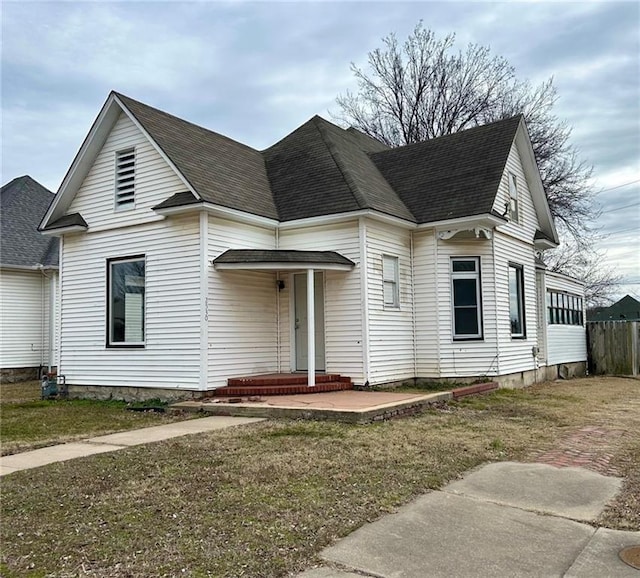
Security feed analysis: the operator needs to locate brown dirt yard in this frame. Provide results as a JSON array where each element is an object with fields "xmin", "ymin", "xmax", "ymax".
[{"xmin": 1, "ymin": 376, "xmax": 638, "ymax": 577}]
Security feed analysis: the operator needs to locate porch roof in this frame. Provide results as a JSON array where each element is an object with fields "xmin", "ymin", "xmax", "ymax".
[{"xmin": 212, "ymin": 249, "xmax": 355, "ymax": 271}]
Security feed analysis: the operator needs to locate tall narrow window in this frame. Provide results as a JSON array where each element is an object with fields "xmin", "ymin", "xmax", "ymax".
[
  {"xmin": 451, "ymin": 257, "xmax": 482, "ymax": 339},
  {"xmin": 508, "ymin": 172, "xmax": 519, "ymax": 223},
  {"xmin": 509, "ymin": 263, "xmax": 525, "ymax": 337},
  {"xmin": 115, "ymin": 148, "xmax": 135, "ymax": 210},
  {"xmin": 383, "ymin": 255, "xmax": 399, "ymax": 308},
  {"xmin": 108, "ymin": 256, "xmax": 145, "ymax": 346}
]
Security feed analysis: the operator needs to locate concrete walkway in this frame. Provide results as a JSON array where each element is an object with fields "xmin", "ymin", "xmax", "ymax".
[
  {"xmin": 299, "ymin": 462, "xmax": 640, "ymax": 577},
  {"xmin": 0, "ymin": 416, "xmax": 263, "ymax": 476}
]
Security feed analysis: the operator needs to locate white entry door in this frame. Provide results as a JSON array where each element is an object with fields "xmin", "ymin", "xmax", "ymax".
[{"xmin": 294, "ymin": 272, "xmax": 325, "ymax": 371}]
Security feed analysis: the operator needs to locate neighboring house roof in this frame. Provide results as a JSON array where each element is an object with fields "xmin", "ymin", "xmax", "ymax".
[
  {"xmin": 588, "ymin": 295, "xmax": 640, "ymax": 321},
  {"xmin": 1, "ymin": 176, "xmax": 58, "ymax": 267},
  {"xmin": 41, "ymin": 92, "xmax": 556, "ymax": 239},
  {"xmin": 369, "ymin": 116, "xmax": 522, "ymax": 223}
]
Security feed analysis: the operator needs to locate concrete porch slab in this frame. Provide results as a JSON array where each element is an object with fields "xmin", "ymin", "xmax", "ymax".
[
  {"xmin": 443, "ymin": 461, "xmax": 623, "ymax": 522},
  {"xmin": 171, "ymin": 390, "xmax": 452, "ymax": 423}
]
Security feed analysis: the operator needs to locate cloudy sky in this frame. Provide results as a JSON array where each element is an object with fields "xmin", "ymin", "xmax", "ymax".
[{"xmin": 2, "ymin": 1, "xmax": 638, "ymax": 300}]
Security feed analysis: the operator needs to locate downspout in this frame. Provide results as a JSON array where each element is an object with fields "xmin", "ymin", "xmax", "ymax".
[
  {"xmin": 199, "ymin": 211, "xmax": 209, "ymax": 391},
  {"xmin": 39, "ymin": 267, "xmax": 56, "ymax": 372},
  {"xmin": 434, "ymin": 231, "xmax": 441, "ymax": 377},
  {"xmin": 358, "ymin": 218, "xmax": 370, "ymax": 385},
  {"xmin": 410, "ymin": 230, "xmax": 417, "ymax": 380}
]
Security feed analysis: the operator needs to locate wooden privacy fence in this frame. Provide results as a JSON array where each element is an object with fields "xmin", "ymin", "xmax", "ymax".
[{"xmin": 587, "ymin": 321, "xmax": 639, "ymax": 376}]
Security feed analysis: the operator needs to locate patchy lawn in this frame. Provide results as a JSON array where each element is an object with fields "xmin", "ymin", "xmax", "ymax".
[
  {"xmin": 0, "ymin": 382, "xmax": 188, "ymax": 456},
  {"xmin": 1, "ymin": 376, "xmax": 638, "ymax": 577}
]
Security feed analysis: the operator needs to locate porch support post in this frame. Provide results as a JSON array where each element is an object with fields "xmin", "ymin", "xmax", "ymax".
[{"xmin": 307, "ymin": 268, "xmax": 315, "ymax": 386}]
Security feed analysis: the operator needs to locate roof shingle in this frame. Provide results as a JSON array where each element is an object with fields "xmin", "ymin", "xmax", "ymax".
[{"xmin": 1, "ymin": 176, "xmax": 59, "ymax": 267}]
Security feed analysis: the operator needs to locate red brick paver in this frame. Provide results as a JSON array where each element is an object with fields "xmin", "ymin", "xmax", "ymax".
[{"xmin": 531, "ymin": 426, "xmax": 626, "ymax": 476}]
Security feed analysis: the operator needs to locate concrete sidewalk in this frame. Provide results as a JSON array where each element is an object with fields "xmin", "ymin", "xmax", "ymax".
[
  {"xmin": 299, "ymin": 462, "xmax": 640, "ymax": 577},
  {"xmin": 0, "ymin": 415, "xmax": 264, "ymax": 476}
]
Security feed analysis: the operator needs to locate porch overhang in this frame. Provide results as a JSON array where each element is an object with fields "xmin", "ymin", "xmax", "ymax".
[{"xmin": 212, "ymin": 249, "xmax": 355, "ymax": 271}]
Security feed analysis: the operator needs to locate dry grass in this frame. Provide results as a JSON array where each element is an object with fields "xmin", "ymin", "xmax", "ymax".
[
  {"xmin": 1, "ymin": 376, "xmax": 638, "ymax": 577},
  {"xmin": 0, "ymin": 381, "xmax": 187, "ymax": 456}
]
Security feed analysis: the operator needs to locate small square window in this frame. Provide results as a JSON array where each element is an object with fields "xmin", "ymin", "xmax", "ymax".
[{"xmin": 382, "ymin": 255, "xmax": 399, "ymax": 308}]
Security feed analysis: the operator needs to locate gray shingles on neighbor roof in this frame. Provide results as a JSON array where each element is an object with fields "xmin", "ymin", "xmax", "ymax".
[
  {"xmin": 213, "ymin": 249, "xmax": 354, "ymax": 266},
  {"xmin": 112, "ymin": 93, "xmax": 524, "ymax": 226},
  {"xmin": 1, "ymin": 176, "xmax": 59, "ymax": 267}
]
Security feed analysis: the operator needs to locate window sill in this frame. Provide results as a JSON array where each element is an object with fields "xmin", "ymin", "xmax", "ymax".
[
  {"xmin": 106, "ymin": 343, "xmax": 145, "ymax": 349},
  {"xmin": 453, "ymin": 337, "xmax": 484, "ymax": 342}
]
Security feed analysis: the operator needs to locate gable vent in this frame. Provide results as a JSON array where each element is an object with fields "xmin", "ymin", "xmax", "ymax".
[{"xmin": 115, "ymin": 148, "xmax": 135, "ymax": 210}]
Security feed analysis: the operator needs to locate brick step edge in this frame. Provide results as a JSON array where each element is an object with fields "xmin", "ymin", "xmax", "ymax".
[
  {"xmin": 451, "ymin": 382, "xmax": 499, "ymax": 399},
  {"xmin": 228, "ymin": 374, "xmax": 347, "ymax": 386},
  {"xmin": 210, "ymin": 381, "xmax": 353, "ymax": 397}
]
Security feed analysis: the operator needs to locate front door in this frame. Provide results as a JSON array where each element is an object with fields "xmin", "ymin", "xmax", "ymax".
[{"xmin": 294, "ymin": 272, "xmax": 325, "ymax": 371}]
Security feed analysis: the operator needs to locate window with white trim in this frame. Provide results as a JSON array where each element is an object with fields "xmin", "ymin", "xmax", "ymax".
[
  {"xmin": 451, "ymin": 257, "xmax": 483, "ymax": 339},
  {"xmin": 547, "ymin": 290, "xmax": 584, "ymax": 325},
  {"xmin": 108, "ymin": 256, "xmax": 145, "ymax": 346},
  {"xmin": 509, "ymin": 263, "xmax": 526, "ymax": 337},
  {"xmin": 115, "ymin": 148, "xmax": 136, "ymax": 210},
  {"xmin": 508, "ymin": 172, "xmax": 519, "ymax": 223},
  {"xmin": 382, "ymin": 255, "xmax": 399, "ymax": 308}
]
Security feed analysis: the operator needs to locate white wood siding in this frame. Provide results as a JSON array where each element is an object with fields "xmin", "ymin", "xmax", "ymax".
[
  {"xmin": 545, "ymin": 272, "xmax": 587, "ymax": 365},
  {"xmin": 413, "ymin": 230, "xmax": 438, "ymax": 377},
  {"xmin": 68, "ymin": 112, "xmax": 186, "ymax": 230},
  {"xmin": 437, "ymin": 238, "xmax": 499, "ymax": 377},
  {"xmin": 279, "ymin": 222, "xmax": 364, "ymax": 383},
  {"xmin": 59, "ymin": 216, "xmax": 201, "ymax": 389},
  {"xmin": 493, "ymin": 141, "xmax": 541, "ymax": 242},
  {"xmin": 365, "ymin": 220, "xmax": 414, "ymax": 384},
  {"xmin": 207, "ymin": 216, "xmax": 278, "ymax": 388},
  {"xmin": 0, "ymin": 269, "xmax": 56, "ymax": 368},
  {"xmin": 493, "ymin": 231, "xmax": 538, "ymax": 374}
]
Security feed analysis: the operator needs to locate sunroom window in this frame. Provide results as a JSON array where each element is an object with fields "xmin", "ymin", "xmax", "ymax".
[
  {"xmin": 108, "ymin": 256, "xmax": 145, "ymax": 346},
  {"xmin": 115, "ymin": 148, "xmax": 135, "ymax": 210}
]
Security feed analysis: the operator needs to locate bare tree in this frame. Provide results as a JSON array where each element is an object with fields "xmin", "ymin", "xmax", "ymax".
[{"xmin": 334, "ymin": 23, "xmax": 617, "ymax": 300}]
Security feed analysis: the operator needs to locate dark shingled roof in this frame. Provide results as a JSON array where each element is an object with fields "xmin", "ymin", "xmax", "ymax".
[
  {"xmin": 588, "ymin": 295, "xmax": 640, "ymax": 322},
  {"xmin": 115, "ymin": 92, "xmax": 278, "ymax": 220},
  {"xmin": 1, "ymin": 176, "xmax": 59, "ymax": 267},
  {"xmin": 369, "ymin": 115, "xmax": 523, "ymax": 223},
  {"xmin": 42, "ymin": 213, "xmax": 88, "ymax": 231},
  {"xmin": 213, "ymin": 249, "xmax": 354, "ymax": 266},
  {"xmin": 263, "ymin": 116, "xmax": 413, "ymax": 222},
  {"xmin": 56, "ymin": 94, "xmax": 526, "ymax": 227},
  {"xmin": 152, "ymin": 191, "xmax": 201, "ymax": 211}
]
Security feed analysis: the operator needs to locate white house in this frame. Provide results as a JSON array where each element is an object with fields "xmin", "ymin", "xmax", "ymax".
[
  {"xmin": 39, "ymin": 92, "xmax": 586, "ymax": 400},
  {"xmin": 1, "ymin": 176, "xmax": 59, "ymax": 382}
]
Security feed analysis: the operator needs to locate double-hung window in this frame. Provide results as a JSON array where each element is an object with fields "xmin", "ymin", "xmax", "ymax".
[
  {"xmin": 115, "ymin": 148, "xmax": 136, "ymax": 210},
  {"xmin": 451, "ymin": 257, "xmax": 482, "ymax": 339},
  {"xmin": 107, "ymin": 256, "xmax": 145, "ymax": 347},
  {"xmin": 383, "ymin": 255, "xmax": 399, "ymax": 308},
  {"xmin": 509, "ymin": 263, "xmax": 526, "ymax": 337},
  {"xmin": 508, "ymin": 172, "xmax": 519, "ymax": 223}
]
